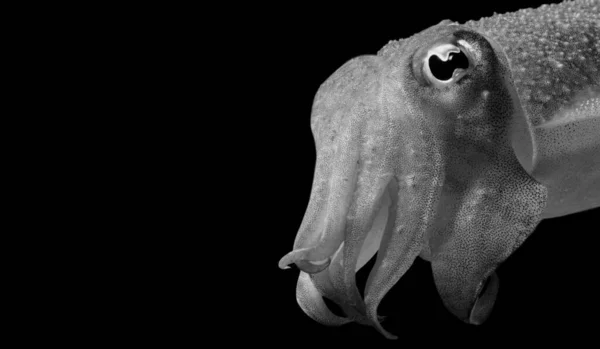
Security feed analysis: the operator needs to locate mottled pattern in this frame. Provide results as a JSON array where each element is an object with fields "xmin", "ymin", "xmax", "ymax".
[
  {"xmin": 279, "ymin": 0, "xmax": 599, "ymax": 340},
  {"xmin": 466, "ymin": 0, "xmax": 600, "ymax": 126},
  {"xmin": 550, "ymin": 93, "xmax": 600, "ymax": 124}
]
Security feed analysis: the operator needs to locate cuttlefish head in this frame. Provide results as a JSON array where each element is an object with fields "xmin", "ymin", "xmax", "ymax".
[{"xmin": 278, "ymin": 22, "xmax": 546, "ymax": 338}]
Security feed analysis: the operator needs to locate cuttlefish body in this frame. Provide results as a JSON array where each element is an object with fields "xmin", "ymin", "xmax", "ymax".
[{"xmin": 278, "ymin": 0, "xmax": 600, "ymax": 339}]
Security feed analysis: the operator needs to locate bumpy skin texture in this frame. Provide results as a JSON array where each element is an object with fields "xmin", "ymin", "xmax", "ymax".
[
  {"xmin": 466, "ymin": 0, "xmax": 600, "ymax": 126},
  {"xmin": 279, "ymin": 0, "xmax": 599, "ymax": 339},
  {"xmin": 465, "ymin": 0, "xmax": 600, "ymax": 217}
]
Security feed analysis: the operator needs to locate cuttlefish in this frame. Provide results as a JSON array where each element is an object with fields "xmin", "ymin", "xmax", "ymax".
[{"xmin": 278, "ymin": 0, "xmax": 600, "ymax": 339}]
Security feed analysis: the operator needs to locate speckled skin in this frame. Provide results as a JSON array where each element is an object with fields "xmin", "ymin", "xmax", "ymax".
[
  {"xmin": 279, "ymin": 0, "xmax": 599, "ymax": 339},
  {"xmin": 465, "ymin": 0, "xmax": 600, "ymax": 217},
  {"xmin": 466, "ymin": 0, "xmax": 600, "ymax": 127}
]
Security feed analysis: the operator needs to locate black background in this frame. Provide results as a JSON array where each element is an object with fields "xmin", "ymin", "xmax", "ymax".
[{"xmin": 239, "ymin": 0, "xmax": 600, "ymax": 344}]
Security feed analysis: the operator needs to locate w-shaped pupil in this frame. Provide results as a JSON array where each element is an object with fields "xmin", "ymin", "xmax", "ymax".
[{"xmin": 428, "ymin": 51, "xmax": 469, "ymax": 81}]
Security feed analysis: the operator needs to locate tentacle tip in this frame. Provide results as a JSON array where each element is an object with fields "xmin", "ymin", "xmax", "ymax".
[
  {"xmin": 379, "ymin": 329, "xmax": 398, "ymax": 340},
  {"xmin": 366, "ymin": 309, "xmax": 397, "ymax": 339},
  {"xmin": 278, "ymin": 256, "xmax": 292, "ymax": 270},
  {"xmin": 469, "ymin": 317, "xmax": 483, "ymax": 325},
  {"xmin": 468, "ymin": 307, "xmax": 492, "ymax": 325},
  {"xmin": 278, "ymin": 250, "xmax": 331, "ymax": 273},
  {"xmin": 374, "ymin": 319, "xmax": 397, "ymax": 340}
]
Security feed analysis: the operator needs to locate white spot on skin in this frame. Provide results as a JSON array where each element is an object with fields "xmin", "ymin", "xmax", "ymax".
[
  {"xmin": 474, "ymin": 187, "xmax": 486, "ymax": 197},
  {"xmin": 482, "ymin": 90, "xmax": 490, "ymax": 99},
  {"xmin": 544, "ymin": 91, "xmax": 600, "ymax": 125},
  {"xmin": 468, "ymin": 187, "xmax": 487, "ymax": 207},
  {"xmin": 458, "ymin": 187, "xmax": 487, "ymax": 229},
  {"xmin": 548, "ymin": 57, "xmax": 564, "ymax": 69},
  {"xmin": 463, "ymin": 214, "xmax": 475, "ymax": 226},
  {"xmin": 441, "ymin": 88, "xmax": 459, "ymax": 104}
]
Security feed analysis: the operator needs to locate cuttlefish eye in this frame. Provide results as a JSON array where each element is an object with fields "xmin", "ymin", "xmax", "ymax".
[{"xmin": 424, "ymin": 44, "xmax": 470, "ymax": 85}]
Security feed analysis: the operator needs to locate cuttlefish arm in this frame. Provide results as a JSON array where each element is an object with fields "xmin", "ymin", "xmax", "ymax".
[{"xmin": 279, "ymin": 0, "xmax": 599, "ymax": 338}]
